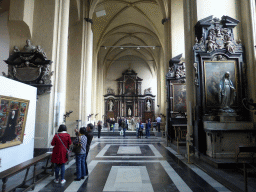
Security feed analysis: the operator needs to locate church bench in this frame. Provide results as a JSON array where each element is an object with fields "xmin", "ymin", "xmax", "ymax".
[{"xmin": 0, "ymin": 153, "xmax": 53, "ymax": 192}]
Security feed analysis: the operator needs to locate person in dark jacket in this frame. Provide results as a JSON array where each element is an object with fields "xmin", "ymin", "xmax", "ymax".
[
  {"xmin": 138, "ymin": 122, "xmax": 144, "ymax": 138},
  {"xmin": 73, "ymin": 127, "xmax": 87, "ymax": 181},
  {"xmin": 97, "ymin": 121, "xmax": 102, "ymax": 138},
  {"xmin": 84, "ymin": 123, "xmax": 94, "ymax": 175},
  {"xmin": 145, "ymin": 120, "xmax": 151, "ymax": 138},
  {"xmin": 51, "ymin": 124, "xmax": 71, "ymax": 184}
]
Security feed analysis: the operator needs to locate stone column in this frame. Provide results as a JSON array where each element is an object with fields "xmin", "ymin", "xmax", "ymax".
[
  {"xmin": 240, "ymin": 0, "xmax": 256, "ymax": 123},
  {"xmin": 56, "ymin": 0, "xmax": 70, "ymax": 126}
]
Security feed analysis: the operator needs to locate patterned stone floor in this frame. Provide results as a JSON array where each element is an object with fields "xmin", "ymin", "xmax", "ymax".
[{"xmin": 26, "ymin": 136, "xmax": 237, "ymax": 192}]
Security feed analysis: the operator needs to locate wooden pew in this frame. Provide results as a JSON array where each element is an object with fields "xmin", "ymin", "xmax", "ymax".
[{"xmin": 0, "ymin": 153, "xmax": 53, "ymax": 192}]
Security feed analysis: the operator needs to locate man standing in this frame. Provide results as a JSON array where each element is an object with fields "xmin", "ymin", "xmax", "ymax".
[
  {"xmin": 84, "ymin": 123, "xmax": 94, "ymax": 175},
  {"xmin": 145, "ymin": 120, "xmax": 151, "ymax": 138},
  {"xmin": 156, "ymin": 115, "xmax": 161, "ymax": 132}
]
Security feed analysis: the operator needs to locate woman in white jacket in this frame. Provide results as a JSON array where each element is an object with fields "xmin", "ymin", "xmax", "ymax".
[{"xmin": 136, "ymin": 120, "xmax": 140, "ymax": 138}]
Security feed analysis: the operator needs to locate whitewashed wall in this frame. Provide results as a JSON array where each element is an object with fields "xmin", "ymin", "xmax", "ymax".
[
  {"xmin": 0, "ymin": 11, "xmax": 9, "ymax": 76},
  {"xmin": 0, "ymin": 77, "xmax": 37, "ymax": 172}
]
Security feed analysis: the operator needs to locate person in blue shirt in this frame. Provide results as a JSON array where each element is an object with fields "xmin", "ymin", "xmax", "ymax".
[{"xmin": 145, "ymin": 120, "xmax": 151, "ymax": 138}]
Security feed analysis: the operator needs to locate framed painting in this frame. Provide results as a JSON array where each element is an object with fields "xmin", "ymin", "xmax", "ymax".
[
  {"xmin": 204, "ymin": 61, "xmax": 237, "ymax": 108},
  {"xmin": 172, "ymin": 83, "xmax": 186, "ymax": 113},
  {"xmin": 0, "ymin": 95, "xmax": 29, "ymax": 149}
]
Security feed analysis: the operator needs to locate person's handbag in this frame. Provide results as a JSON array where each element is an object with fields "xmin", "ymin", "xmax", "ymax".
[
  {"xmin": 57, "ymin": 133, "xmax": 71, "ymax": 164},
  {"xmin": 72, "ymin": 136, "xmax": 82, "ymax": 154}
]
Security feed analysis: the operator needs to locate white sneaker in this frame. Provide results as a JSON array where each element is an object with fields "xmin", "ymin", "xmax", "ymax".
[
  {"xmin": 54, "ymin": 179, "xmax": 59, "ymax": 183},
  {"xmin": 60, "ymin": 179, "xmax": 66, "ymax": 184}
]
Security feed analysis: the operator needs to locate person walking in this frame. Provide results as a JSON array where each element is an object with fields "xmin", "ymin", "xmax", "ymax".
[
  {"xmin": 112, "ymin": 118, "xmax": 116, "ymax": 132},
  {"xmin": 122, "ymin": 118, "xmax": 127, "ymax": 138},
  {"xmin": 156, "ymin": 115, "xmax": 161, "ymax": 132},
  {"xmin": 145, "ymin": 120, "xmax": 151, "ymax": 138},
  {"xmin": 138, "ymin": 122, "xmax": 144, "ymax": 138},
  {"xmin": 51, "ymin": 124, "xmax": 71, "ymax": 184},
  {"xmin": 84, "ymin": 123, "xmax": 94, "ymax": 176},
  {"xmin": 97, "ymin": 121, "xmax": 102, "ymax": 138},
  {"xmin": 136, "ymin": 120, "xmax": 140, "ymax": 138},
  {"xmin": 73, "ymin": 127, "xmax": 87, "ymax": 181}
]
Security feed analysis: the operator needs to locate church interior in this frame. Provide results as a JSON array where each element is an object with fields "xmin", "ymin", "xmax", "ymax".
[{"xmin": 0, "ymin": 0, "xmax": 256, "ymax": 191}]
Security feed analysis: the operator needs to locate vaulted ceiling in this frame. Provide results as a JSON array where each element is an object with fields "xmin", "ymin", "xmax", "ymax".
[{"xmin": 92, "ymin": 0, "xmax": 166, "ymax": 73}]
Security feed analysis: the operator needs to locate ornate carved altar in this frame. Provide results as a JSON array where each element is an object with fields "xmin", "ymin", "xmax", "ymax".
[
  {"xmin": 104, "ymin": 68, "xmax": 155, "ymax": 122},
  {"xmin": 193, "ymin": 16, "xmax": 255, "ymax": 158},
  {"xmin": 3, "ymin": 40, "xmax": 53, "ymax": 95},
  {"xmin": 166, "ymin": 54, "xmax": 187, "ymax": 143}
]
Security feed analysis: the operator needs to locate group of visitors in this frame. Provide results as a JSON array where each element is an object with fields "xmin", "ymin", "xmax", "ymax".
[
  {"xmin": 50, "ymin": 123, "xmax": 94, "ymax": 184},
  {"xmin": 136, "ymin": 119, "xmax": 151, "ymax": 138},
  {"xmin": 106, "ymin": 117, "xmax": 116, "ymax": 131}
]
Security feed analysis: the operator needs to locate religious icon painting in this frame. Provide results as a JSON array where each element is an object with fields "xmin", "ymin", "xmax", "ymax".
[
  {"xmin": 172, "ymin": 83, "xmax": 187, "ymax": 113},
  {"xmin": 0, "ymin": 95, "xmax": 29, "ymax": 149},
  {"xmin": 203, "ymin": 61, "xmax": 237, "ymax": 108}
]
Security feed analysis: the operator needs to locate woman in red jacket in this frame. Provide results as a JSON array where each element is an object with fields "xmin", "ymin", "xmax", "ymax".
[{"xmin": 51, "ymin": 124, "xmax": 71, "ymax": 184}]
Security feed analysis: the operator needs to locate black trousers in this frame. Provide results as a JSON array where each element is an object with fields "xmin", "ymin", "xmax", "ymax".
[
  {"xmin": 139, "ymin": 131, "xmax": 143, "ymax": 138},
  {"xmin": 85, "ymin": 149, "xmax": 89, "ymax": 175},
  {"xmin": 98, "ymin": 130, "xmax": 101, "ymax": 138}
]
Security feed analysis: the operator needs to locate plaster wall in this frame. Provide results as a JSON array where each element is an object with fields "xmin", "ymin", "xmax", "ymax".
[
  {"xmin": 0, "ymin": 11, "xmax": 9, "ymax": 76},
  {"xmin": 0, "ymin": 77, "xmax": 37, "ymax": 172},
  {"xmin": 105, "ymin": 56, "xmax": 157, "ymax": 112},
  {"xmin": 197, "ymin": 0, "xmax": 240, "ymax": 39},
  {"xmin": 171, "ymin": 0, "xmax": 185, "ymax": 57}
]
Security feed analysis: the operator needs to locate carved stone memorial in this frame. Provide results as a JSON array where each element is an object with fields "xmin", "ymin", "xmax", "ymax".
[{"xmin": 3, "ymin": 40, "xmax": 53, "ymax": 95}]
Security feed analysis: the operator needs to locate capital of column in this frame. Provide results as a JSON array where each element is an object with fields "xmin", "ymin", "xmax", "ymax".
[{"xmin": 85, "ymin": 18, "xmax": 93, "ymax": 24}]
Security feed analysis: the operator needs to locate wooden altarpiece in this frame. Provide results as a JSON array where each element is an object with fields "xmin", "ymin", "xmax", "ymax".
[{"xmin": 104, "ymin": 69, "xmax": 155, "ymax": 122}]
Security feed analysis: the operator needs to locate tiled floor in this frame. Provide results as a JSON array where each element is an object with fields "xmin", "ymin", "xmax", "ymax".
[{"xmin": 23, "ymin": 136, "xmax": 240, "ymax": 192}]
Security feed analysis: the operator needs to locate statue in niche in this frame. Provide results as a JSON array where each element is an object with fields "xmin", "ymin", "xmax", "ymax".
[
  {"xmin": 219, "ymin": 71, "xmax": 236, "ymax": 111},
  {"xmin": 22, "ymin": 39, "xmax": 36, "ymax": 52},
  {"xmin": 109, "ymin": 100, "xmax": 114, "ymax": 111},
  {"xmin": 128, "ymin": 108, "xmax": 132, "ymax": 116},
  {"xmin": 146, "ymin": 100, "xmax": 151, "ymax": 111}
]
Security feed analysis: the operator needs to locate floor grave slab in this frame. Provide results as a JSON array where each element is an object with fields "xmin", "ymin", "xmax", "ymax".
[
  {"xmin": 117, "ymin": 146, "xmax": 142, "ymax": 154},
  {"xmin": 103, "ymin": 166, "xmax": 154, "ymax": 191},
  {"xmin": 97, "ymin": 144, "xmax": 162, "ymax": 158}
]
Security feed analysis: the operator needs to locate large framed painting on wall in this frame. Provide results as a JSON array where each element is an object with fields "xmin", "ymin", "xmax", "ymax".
[
  {"xmin": 172, "ymin": 83, "xmax": 186, "ymax": 113},
  {"xmin": 204, "ymin": 61, "xmax": 237, "ymax": 108},
  {"xmin": 0, "ymin": 96, "xmax": 29, "ymax": 149}
]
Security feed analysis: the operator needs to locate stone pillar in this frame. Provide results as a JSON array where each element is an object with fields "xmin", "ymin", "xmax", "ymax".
[
  {"xmin": 56, "ymin": 0, "xmax": 70, "ymax": 126},
  {"xmin": 240, "ymin": 0, "xmax": 256, "ymax": 124}
]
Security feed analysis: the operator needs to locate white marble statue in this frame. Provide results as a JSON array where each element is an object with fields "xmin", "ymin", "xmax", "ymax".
[
  {"xmin": 128, "ymin": 108, "xmax": 131, "ymax": 116},
  {"xmin": 146, "ymin": 100, "xmax": 151, "ymax": 111},
  {"xmin": 109, "ymin": 100, "xmax": 114, "ymax": 111}
]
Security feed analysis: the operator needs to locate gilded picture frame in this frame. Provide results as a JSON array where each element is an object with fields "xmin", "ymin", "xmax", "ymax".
[
  {"xmin": 0, "ymin": 95, "xmax": 30, "ymax": 149},
  {"xmin": 172, "ymin": 83, "xmax": 186, "ymax": 113},
  {"xmin": 204, "ymin": 61, "xmax": 237, "ymax": 107}
]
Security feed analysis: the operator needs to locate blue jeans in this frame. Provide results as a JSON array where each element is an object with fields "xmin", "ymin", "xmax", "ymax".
[
  {"xmin": 55, "ymin": 163, "xmax": 65, "ymax": 180},
  {"xmin": 146, "ymin": 129, "xmax": 150, "ymax": 137},
  {"xmin": 136, "ymin": 128, "xmax": 139, "ymax": 137},
  {"xmin": 123, "ymin": 128, "xmax": 126, "ymax": 137},
  {"xmin": 113, "ymin": 124, "xmax": 115, "ymax": 132},
  {"xmin": 76, "ymin": 154, "xmax": 86, "ymax": 179}
]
